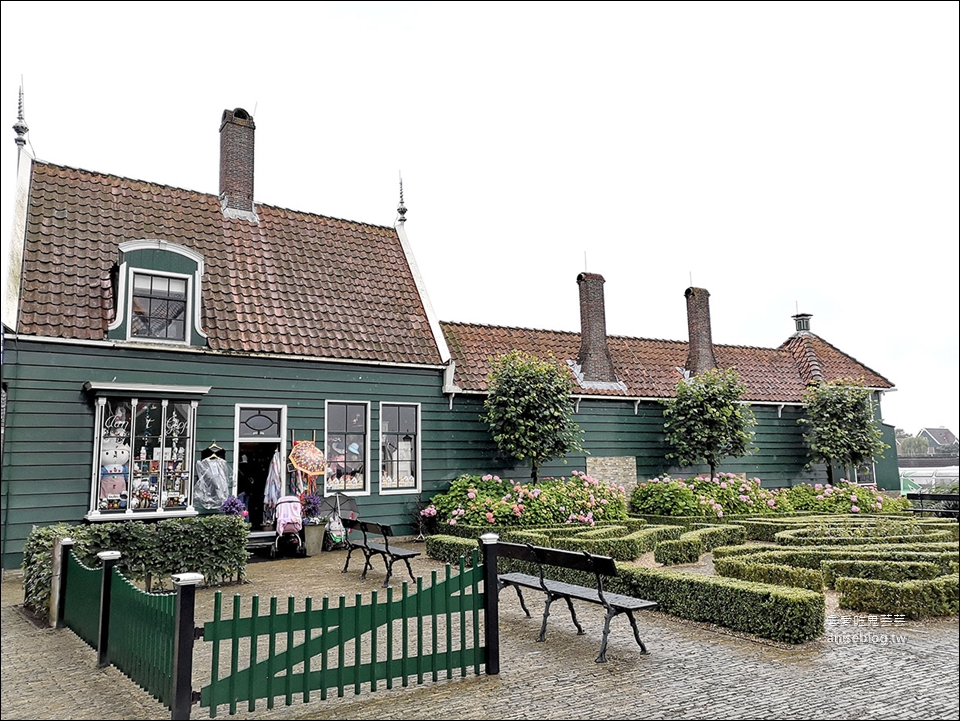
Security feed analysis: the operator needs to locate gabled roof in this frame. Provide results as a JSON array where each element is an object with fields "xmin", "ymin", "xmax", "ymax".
[
  {"xmin": 16, "ymin": 162, "xmax": 443, "ymax": 366},
  {"xmin": 918, "ymin": 427, "xmax": 957, "ymax": 446},
  {"xmin": 441, "ymin": 322, "xmax": 893, "ymax": 402}
]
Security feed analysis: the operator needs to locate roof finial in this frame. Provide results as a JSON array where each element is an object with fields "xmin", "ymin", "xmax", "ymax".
[
  {"xmin": 13, "ymin": 81, "xmax": 29, "ymax": 147},
  {"xmin": 397, "ymin": 171, "xmax": 407, "ymax": 224}
]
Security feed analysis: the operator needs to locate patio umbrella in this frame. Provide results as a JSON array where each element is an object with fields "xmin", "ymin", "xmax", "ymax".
[{"xmin": 317, "ymin": 492, "xmax": 360, "ymax": 522}]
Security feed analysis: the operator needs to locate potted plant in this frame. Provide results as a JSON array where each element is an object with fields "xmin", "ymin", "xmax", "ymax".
[
  {"xmin": 221, "ymin": 495, "xmax": 249, "ymax": 522},
  {"xmin": 301, "ymin": 492, "xmax": 326, "ymax": 555}
]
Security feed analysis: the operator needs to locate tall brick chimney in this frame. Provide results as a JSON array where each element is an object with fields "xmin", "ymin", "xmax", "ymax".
[
  {"xmin": 684, "ymin": 287, "xmax": 717, "ymax": 376},
  {"xmin": 576, "ymin": 272, "xmax": 617, "ymax": 382},
  {"xmin": 219, "ymin": 108, "xmax": 256, "ymax": 217}
]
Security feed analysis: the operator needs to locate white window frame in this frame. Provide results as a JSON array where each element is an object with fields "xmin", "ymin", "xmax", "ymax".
[
  {"xmin": 324, "ymin": 400, "xmax": 371, "ymax": 497},
  {"xmin": 86, "ymin": 395, "xmax": 200, "ymax": 521},
  {"xmin": 232, "ymin": 404, "xmax": 288, "ymax": 495},
  {"xmin": 379, "ymin": 401, "xmax": 421, "ymax": 495},
  {"xmin": 125, "ymin": 268, "xmax": 193, "ymax": 344}
]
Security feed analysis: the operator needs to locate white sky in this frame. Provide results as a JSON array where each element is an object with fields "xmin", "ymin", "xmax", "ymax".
[{"xmin": 2, "ymin": 1, "xmax": 958, "ymax": 439}]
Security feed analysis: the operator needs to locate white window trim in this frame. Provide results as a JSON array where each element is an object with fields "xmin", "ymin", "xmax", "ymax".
[
  {"xmin": 324, "ymin": 400, "xmax": 371, "ymax": 498},
  {"xmin": 378, "ymin": 401, "xmax": 422, "ymax": 496},
  {"xmin": 232, "ymin": 404, "xmax": 288, "ymax": 495},
  {"xmin": 85, "ymin": 396, "xmax": 200, "ymax": 521},
  {"xmin": 123, "ymin": 266, "xmax": 194, "ymax": 344}
]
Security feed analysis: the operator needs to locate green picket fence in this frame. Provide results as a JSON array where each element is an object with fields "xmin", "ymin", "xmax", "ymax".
[
  {"xmin": 108, "ymin": 568, "xmax": 178, "ymax": 708},
  {"xmin": 199, "ymin": 551, "xmax": 486, "ymax": 717},
  {"xmin": 62, "ymin": 551, "xmax": 101, "ymax": 648}
]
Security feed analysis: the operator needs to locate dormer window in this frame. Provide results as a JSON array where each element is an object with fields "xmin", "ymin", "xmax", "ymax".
[
  {"xmin": 132, "ymin": 273, "xmax": 188, "ymax": 341},
  {"xmin": 108, "ymin": 240, "xmax": 207, "ymax": 347}
]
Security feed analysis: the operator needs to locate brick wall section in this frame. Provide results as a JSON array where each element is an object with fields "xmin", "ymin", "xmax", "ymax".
[
  {"xmin": 219, "ymin": 108, "xmax": 256, "ymax": 213},
  {"xmin": 586, "ymin": 455, "xmax": 638, "ymax": 507},
  {"xmin": 576, "ymin": 272, "xmax": 617, "ymax": 382},
  {"xmin": 684, "ymin": 286, "xmax": 717, "ymax": 376}
]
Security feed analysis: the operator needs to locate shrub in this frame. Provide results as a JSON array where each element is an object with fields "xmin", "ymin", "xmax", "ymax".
[
  {"xmin": 631, "ymin": 474, "xmax": 782, "ymax": 518},
  {"xmin": 21, "ymin": 516, "xmax": 249, "ymax": 621},
  {"xmin": 425, "ymin": 472, "xmax": 627, "ymax": 529},
  {"xmin": 632, "ymin": 475, "xmax": 910, "ymax": 518},
  {"xmin": 782, "ymin": 479, "xmax": 909, "ymax": 514}
]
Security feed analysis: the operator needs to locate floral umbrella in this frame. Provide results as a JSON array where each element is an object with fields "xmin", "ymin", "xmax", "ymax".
[
  {"xmin": 289, "ymin": 440, "xmax": 325, "ymax": 495},
  {"xmin": 289, "ymin": 440, "xmax": 325, "ymax": 475}
]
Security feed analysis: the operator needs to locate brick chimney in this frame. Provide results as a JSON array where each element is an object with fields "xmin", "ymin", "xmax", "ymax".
[
  {"xmin": 684, "ymin": 287, "xmax": 717, "ymax": 376},
  {"xmin": 219, "ymin": 108, "xmax": 256, "ymax": 218},
  {"xmin": 576, "ymin": 272, "xmax": 617, "ymax": 382}
]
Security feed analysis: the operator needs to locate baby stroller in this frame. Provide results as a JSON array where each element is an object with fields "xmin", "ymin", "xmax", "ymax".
[{"xmin": 274, "ymin": 495, "xmax": 305, "ymax": 557}]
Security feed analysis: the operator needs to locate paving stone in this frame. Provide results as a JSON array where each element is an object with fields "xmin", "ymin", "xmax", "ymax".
[{"xmin": 2, "ymin": 549, "xmax": 957, "ymax": 720}]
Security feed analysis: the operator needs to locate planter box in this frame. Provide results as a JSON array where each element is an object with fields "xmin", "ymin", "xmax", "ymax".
[{"xmin": 304, "ymin": 523, "xmax": 326, "ymax": 556}]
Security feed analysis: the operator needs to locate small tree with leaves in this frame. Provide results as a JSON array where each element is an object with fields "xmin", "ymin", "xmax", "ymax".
[
  {"xmin": 898, "ymin": 435, "xmax": 929, "ymax": 457},
  {"xmin": 660, "ymin": 367, "xmax": 756, "ymax": 479},
  {"xmin": 799, "ymin": 377, "xmax": 889, "ymax": 484},
  {"xmin": 481, "ymin": 350, "xmax": 583, "ymax": 482}
]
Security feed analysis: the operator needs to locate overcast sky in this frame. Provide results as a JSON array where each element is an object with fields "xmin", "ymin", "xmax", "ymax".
[{"xmin": 2, "ymin": 1, "xmax": 958, "ymax": 440}]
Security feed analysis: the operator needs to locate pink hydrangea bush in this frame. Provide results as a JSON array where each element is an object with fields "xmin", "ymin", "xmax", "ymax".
[{"xmin": 424, "ymin": 472, "xmax": 628, "ymax": 528}]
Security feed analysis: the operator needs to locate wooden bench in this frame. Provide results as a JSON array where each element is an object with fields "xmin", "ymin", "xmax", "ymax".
[
  {"xmin": 905, "ymin": 492, "xmax": 960, "ymax": 518},
  {"xmin": 495, "ymin": 541, "xmax": 658, "ymax": 663},
  {"xmin": 341, "ymin": 518, "xmax": 422, "ymax": 587}
]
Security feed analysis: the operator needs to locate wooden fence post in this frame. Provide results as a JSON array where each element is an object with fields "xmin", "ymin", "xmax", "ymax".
[
  {"xmin": 171, "ymin": 572, "xmax": 203, "ymax": 721},
  {"xmin": 54, "ymin": 537, "xmax": 75, "ymax": 629},
  {"xmin": 479, "ymin": 532, "xmax": 500, "ymax": 675},
  {"xmin": 96, "ymin": 550, "xmax": 121, "ymax": 668}
]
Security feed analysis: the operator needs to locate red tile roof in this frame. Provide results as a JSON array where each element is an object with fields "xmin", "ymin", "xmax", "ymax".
[
  {"xmin": 441, "ymin": 322, "xmax": 893, "ymax": 402},
  {"xmin": 17, "ymin": 162, "xmax": 443, "ymax": 366}
]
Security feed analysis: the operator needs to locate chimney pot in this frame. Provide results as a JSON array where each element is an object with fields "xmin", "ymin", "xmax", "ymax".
[
  {"xmin": 576, "ymin": 272, "xmax": 617, "ymax": 383},
  {"xmin": 684, "ymin": 287, "xmax": 717, "ymax": 376}
]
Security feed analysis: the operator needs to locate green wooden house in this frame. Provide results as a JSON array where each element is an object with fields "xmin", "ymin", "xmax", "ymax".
[
  {"xmin": 0, "ymin": 107, "xmax": 466, "ymax": 569},
  {"xmin": 437, "ymin": 276, "xmax": 899, "ymax": 497},
  {"xmin": 1, "ymin": 104, "xmax": 898, "ymax": 570}
]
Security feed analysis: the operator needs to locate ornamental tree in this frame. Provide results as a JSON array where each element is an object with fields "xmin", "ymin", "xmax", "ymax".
[
  {"xmin": 481, "ymin": 350, "xmax": 583, "ymax": 482},
  {"xmin": 799, "ymin": 377, "xmax": 889, "ymax": 484},
  {"xmin": 660, "ymin": 367, "xmax": 756, "ymax": 479}
]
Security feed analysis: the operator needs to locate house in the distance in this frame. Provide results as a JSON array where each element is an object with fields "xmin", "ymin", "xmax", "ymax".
[
  {"xmin": 918, "ymin": 427, "xmax": 958, "ymax": 454},
  {"xmin": 1, "ymin": 102, "xmax": 899, "ymax": 570}
]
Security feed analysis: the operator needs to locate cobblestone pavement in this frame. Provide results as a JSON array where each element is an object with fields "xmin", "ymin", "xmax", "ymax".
[{"xmin": 2, "ymin": 547, "xmax": 958, "ymax": 721}]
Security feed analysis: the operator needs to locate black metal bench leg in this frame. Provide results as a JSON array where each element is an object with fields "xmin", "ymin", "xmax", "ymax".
[
  {"xmin": 501, "ymin": 583, "xmax": 531, "ymax": 617},
  {"xmin": 382, "ymin": 556, "xmax": 394, "ymax": 588},
  {"xmin": 401, "ymin": 557, "xmax": 416, "ymax": 583},
  {"xmin": 596, "ymin": 607, "xmax": 616, "ymax": 663},
  {"xmin": 537, "ymin": 595, "xmax": 556, "ymax": 642},
  {"xmin": 359, "ymin": 550, "xmax": 375, "ymax": 580},
  {"xmin": 342, "ymin": 547, "xmax": 356, "ymax": 574},
  {"xmin": 624, "ymin": 610, "xmax": 648, "ymax": 654},
  {"xmin": 562, "ymin": 596, "xmax": 585, "ymax": 635}
]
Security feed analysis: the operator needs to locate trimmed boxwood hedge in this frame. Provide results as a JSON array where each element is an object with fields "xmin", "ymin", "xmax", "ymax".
[
  {"xmin": 655, "ymin": 525, "xmax": 747, "ymax": 566},
  {"xmin": 713, "ymin": 556, "xmax": 824, "ymax": 592},
  {"xmin": 836, "ymin": 574, "xmax": 959, "ymax": 619},
  {"xmin": 610, "ymin": 565, "xmax": 825, "ymax": 644},
  {"xmin": 774, "ymin": 527, "xmax": 955, "ymax": 546},
  {"xmin": 820, "ymin": 560, "xmax": 943, "ymax": 588},
  {"xmin": 21, "ymin": 516, "xmax": 249, "ymax": 623}
]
